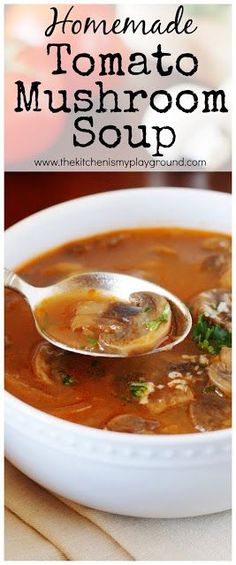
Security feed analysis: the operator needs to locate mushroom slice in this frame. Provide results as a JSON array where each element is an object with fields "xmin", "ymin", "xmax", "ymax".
[
  {"xmin": 98, "ymin": 292, "xmax": 172, "ymax": 356},
  {"xmin": 106, "ymin": 414, "xmax": 159, "ymax": 434},
  {"xmin": 190, "ymin": 288, "xmax": 231, "ymax": 331},
  {"xmin": 202, "ymin": 254, "xmax": 227, "ymax": 273},
  {"xmin": 202, "ymin": 237, "xmax": 231, "ymax": 252},
  {"xmin": 208, "ymin": 350, "xmax": 231, "ymax": 397},
  {"xmin": 32, "ymin": 342, "xmax": 65, "ymax": 385},
  {"xmin": 220, "ymin": 346, "xmax": 232, "ymax": 369},
  {"xmin": 201, "ymin": 249, "xmax": 231, "ymax": 290},
  {"xmin": 71, "ymin": 300, "xmax": 108, "ymax": 331},
  {"xmin": 130, "ymin": 291, "xmax": 165, "ymax": 312},
  {"xmin": 148, "ymin": 386, "xmax": 194, "ymax": 416},
  {"xmin": 189, "ymin": 396, "xmax": 231, "ymax": 432}
]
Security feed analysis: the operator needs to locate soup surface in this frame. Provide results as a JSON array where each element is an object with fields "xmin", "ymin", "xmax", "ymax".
[{"xmin": 5, "ymin": 228, "xmax": 232, "ymax": 434}]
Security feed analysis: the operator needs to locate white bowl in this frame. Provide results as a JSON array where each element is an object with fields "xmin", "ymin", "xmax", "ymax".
[{"xmin": 5, "ymin": 187, "xmax": 232, "ymax": 518}]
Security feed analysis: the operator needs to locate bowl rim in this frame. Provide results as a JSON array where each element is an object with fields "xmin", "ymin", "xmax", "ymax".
[
  {"xmin": 5, "ymin": 186, "xmax": 232, "ymax": 237},
  {"xmin": 5, "ymin": 186, "xmax": 232, "ymax": 445}
]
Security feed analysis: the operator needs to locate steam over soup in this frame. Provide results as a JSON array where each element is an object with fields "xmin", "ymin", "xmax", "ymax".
[{"xmin": 5, "ymin": 228, "xmax": 232, "ymax": 434}]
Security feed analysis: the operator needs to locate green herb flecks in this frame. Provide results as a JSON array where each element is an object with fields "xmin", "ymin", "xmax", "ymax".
[
  {"xmin": 192, "ymin": 314, "xmax": 231, "ymax": 355},
  {"xmin": 129, "ymin": 379, "xmax": 155, "ymax": 404},
  {"xmin": 145, "ymin": 304, "xmax": 170, "ymax": 331},
  {"xmin": 87, "ymin": 336, "xmax": 98, "ymax": 347},
  {"xmin": 61, "ymin": 373, "xmax": 74, "ymax": 386},
  {"xmin": 143, "ymin": 305, "xmax": 152, "ymax": 313}
]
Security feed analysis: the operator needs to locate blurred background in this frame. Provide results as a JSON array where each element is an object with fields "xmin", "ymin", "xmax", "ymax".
[
  {"xmin": 5, "ymin": 171, "xmax": 231, "ymax": 228},
  {"xmin": 5, "ymin": 4, "xmax": 231, "ymax": 171}
]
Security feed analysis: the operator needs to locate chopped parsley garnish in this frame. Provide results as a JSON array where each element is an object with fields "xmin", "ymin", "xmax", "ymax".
[
  {"xmin": 61, "ymin": 373, "xmax": 74, "ymax": 386},
  {"xmin": 130, "ymin": 379, "xmax": 148, "ymax": 398},
  {"xmin": 145, "ymin": 304, "xmax": 170, "ymax": 331},
  {"xmin": 143, "ymin": 305, "xmax": 152, "ymax": 313},
  {"xmin": 87, "ymin": 336, "xmax": 98, "ymax": 347},
  {"xmin": 192, "ymin": 314, "xmax": 231, "ymax": 355},
  {"xmin": 129, "ymin": 379, "xmax": 155, "ymax": 404}
]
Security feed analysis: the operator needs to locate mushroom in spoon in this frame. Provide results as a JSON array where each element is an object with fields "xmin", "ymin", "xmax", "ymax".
[{"xmin": 4, "ymin": 269, "xmax": 192, "ymax": 358}]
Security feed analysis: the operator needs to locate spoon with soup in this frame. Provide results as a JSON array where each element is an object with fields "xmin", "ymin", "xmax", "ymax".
[{"xmin": 4, "ymin": 269, "xmax": 192, "ymax": 357}]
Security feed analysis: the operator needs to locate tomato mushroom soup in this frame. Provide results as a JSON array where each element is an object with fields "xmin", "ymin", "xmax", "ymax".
[{"xmin": 5, "ymin": 228, "xmax": 232, "ymax": 434}]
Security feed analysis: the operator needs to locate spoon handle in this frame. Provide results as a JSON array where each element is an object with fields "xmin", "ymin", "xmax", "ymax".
[
  {"xmin": 5, "ymin": 268, "xmax": 20, "ymax": 288},
  {"xmin": 4, "ymin": 268, "xmax": 31, "ymax": 298}
]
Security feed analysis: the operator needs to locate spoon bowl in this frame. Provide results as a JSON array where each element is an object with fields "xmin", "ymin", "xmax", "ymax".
[{"xmin": 5, "ymin": 268, "xmax": 192, "ymax": 357}]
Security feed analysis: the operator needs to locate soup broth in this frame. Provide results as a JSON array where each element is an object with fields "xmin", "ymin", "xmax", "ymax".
[{"xmin": 5, "ymin": 228, "xmax": 232, "ymax": 434}]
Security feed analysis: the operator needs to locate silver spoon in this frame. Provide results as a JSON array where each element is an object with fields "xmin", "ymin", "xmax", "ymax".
[{"xmin": 4, "ymin": 268, "xmax": 192, "ymax": 357}]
